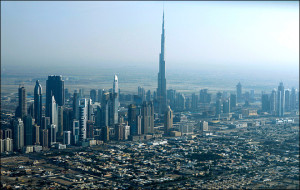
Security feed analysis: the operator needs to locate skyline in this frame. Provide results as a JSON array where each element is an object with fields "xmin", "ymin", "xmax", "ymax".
[{"xmin": 1, "ymin": 1, "xmax": 299, "ymax": 73}]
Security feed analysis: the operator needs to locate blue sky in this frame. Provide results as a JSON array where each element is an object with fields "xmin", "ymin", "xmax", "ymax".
[{"xmin": 1, "ymin": 1, "xmax": 299, "ymax": 73}]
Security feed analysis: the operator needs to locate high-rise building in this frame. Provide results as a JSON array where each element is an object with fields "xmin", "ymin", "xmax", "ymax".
[
  {"xmin": 17, "ymin": 86, "xmax": 27, "ymax": 118},
  {"xmin": 97, "ymin": 89, "xmax": 104, "ymax": 103},
  {"xmin": 50, "ymin": 96, "xmax": 58, "ymax": 132},
  {"xmin": 115, "ymin": 124, "xmax": 124, "ymax": 141},
  {"xmin": 57, "ymin": 106, "xmax": 64, "ymax": 137},
  {"xmin": 290, "ymin": 88, "xmax": 297, "ymax": 110},
  {"xmin": 113, "ymin": 75, "xmax": 119, "ymax": 125},
  {"xmin": 41, "ymin": 116, "xmax": 51, "ymax": 130},
  {"xmin": 90, "ymin": 89, "xmax": 97, "ymax": 104},
  {"xmin": 101, "ymin": 91, "xmax": 110, "ymax": 127},
  {"xmin": 102, "ymin": 126, "xmax": 110, "ymax": 142},
  {"xmin": 138, "ymin": 87, "xmax": 146, "ymax": 102},
  {"xmin": 167, "ymin": 89, "xmax": 176, "ymax": 110},
  {"xmin": 261, "ymin": 94, "xmax": 270, "ymax": 112},
  {"xmin": 177, "ymin": 93, "xmax": 185, "ymax": 111},
  {"xmin": 223, "ymin": 99, "xmax": 230, "ymax": 113},
  {"xmin": 41, "ymin": 129, "xmax": 48, "ymax": 149},
  {"xmin": 199, "ymin": 89, "xmax": 211, "ymax": 104},
  {"xmin": 285, "ymin": 89, "xmax": 290, "ymax": 112},
  {"xmin": 73, "ymin": 90, "xmax": 79, "ymax": 120},
  {"xmin": 215, "ymin": 98, "xmax": 222, "ymax": 116},
  {"xmin": 124, "ymin": 125, "xmax": 130, "ymax": 140},
  {"xmin": 270, "ymin": 89, "xmax": 276, "ymax": 115},
  {"xmin": 46, "ymin": 75, "xmax": 64, "ymax": 117},
  {"xmin": 128, "ymin": 104, "xmax": 137, "ymax": 135},
  {"xmin": 86, "ymin": 121, "xmax": 94, "ymax": 139},
  {"xmin": 230, "ymin": 94, "xmax": 237, "ymax": 109},
  {"xmin": 72, "ymin": 120, "xmax": 80, "ymax": 145},
  {"xmin": 136, "ymin": 115, "xmax": 142, "ymax": 135},
  {"xmin": 157, "ymin": 11, "xmax": 167, "ymax": 114},
  {"xmin": 63, "ymin": 131, "xmax": 71, "ymax": 145},
  {"xmin": 34, "ymin": 80, "xmax": 43, "ymax": 126},
  {"xmin": 49, "ymin": 124, "xmax": 56, "ymax": 145},
  {"xmin": 236, "ymin": 82, "xmax": 242, "ymax": 103},
  {"xmin": 13, "ymin": 118, "xmax": 24, "ymax": 151},
  {"xmin": 63, "ymin": 108, "xmax": 72, "ymax": 132},
  {"xmin": 33, "ymin": 124, "xmax": 40, "ymax": 145},
  {"xmin": 78, "ymin": 98, "xmax": 88, "ymax": 141},
  {"xmin": 277, "ymin": 82, "xmax": 285, "ymax": 117},
  {"xmin": 4, "ymin": 129, "xmax": 12, "ymax": 139},
  {"xmin": 23, "ymin": 115, "xmax": 33, "ymax": 146},
  {"xmin": 4, "ymin": 138, "xmax": 13, "ymax": 152},
  {"xmin": 141, "ymin": 101, "xmax": 154, "ymax": 134},
  {"xmin": 191, "ymin": 93, "xmax": 198, "ymax": 110},
  {"xmin": 164, "ymin": 106, "xmax": 173, "ymax": 135}
]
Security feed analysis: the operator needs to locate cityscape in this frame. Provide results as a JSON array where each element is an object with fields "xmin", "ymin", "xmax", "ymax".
[{"xmin": 1, "ymin": 1, "xmax": 299, "ymax": 190}]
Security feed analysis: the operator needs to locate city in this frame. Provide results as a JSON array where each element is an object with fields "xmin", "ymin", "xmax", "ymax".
[{"xmin": 1, "ymin": 1, "xmax": 299, "ymax": 190}]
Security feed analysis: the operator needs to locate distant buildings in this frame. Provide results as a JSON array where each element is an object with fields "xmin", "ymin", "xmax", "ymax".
[
  {"xmin": 236, "ymin": 82, "xmax": 242, "ymax": 103},
  {"xmin": 16, "ymin": 86, "xmax": 27, "ymax": 118},
  {"xmin": 277, "ymin": 82, "xmax": 285, "ymax": 117},
  {"xmin": 46, "ymin": 75, "xmax": 64, "ymax": 117},
  {"xmin": 164, "ymin": 106, "xmax": 173, "ymax": 135},
  {"xmin": 141, "ymin": 101, "xmax": 154, "ymax": 134},
  {"xmin": 34, "ymin": 80, "xmax": 43, "ymax": 126}
]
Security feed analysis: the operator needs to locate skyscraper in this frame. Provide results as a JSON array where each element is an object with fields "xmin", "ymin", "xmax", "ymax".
[
  {"xmin": 157, "ymin": 11, "xmax": 167, "ymax": 114},
  {"xmin": 113, "ymin": 75, "xmax": 119, "ymax": 124},
  {"xmin": 277, "ymin": 82, "xmax": 285, "ymax": 117},
  {"xmin": 13, "ymin": 118, "xmax": 24, "ymax": 151},
  {"xmin": 128, "ymin": 104, "xmax": 137, "ymax": 136},
  {"xmin": 33, "ymin": 124, "xmax": 40, "ymax": 145},
  {"xmin": 90, "ymin": 89, "xmax": 97, "ymax": 104},
  {"xmin": 78, "ymin": 98, "xmax": 88, "ymax": 141},
  {"xmin": 141, "ymin": 101, "xmax": 154, "ymax": 134},
  {"xmin": 270, "ymin": 89, "xmax": 276, "ymax": 115},
  {"xmin": 236, "ymin": 82, "xmax": 242, "ymax": 103},
  {"xmin": 164, "ymin": 106, "xmax": 173, "ymax": 135},
  {"xmin": 285, "ymin": 89, "xmax": 290, "ymax": 112},
  {"xmin": 230, "ymin": 94, "xmax": 237, "ymax": 109},
  {"xmin": 46, "ymin": 75, "xmax": 64, "ymax": 117},
  {"xmin": 50, "ymin": 96, "xmax": 58, "ymax": 131},
  {"xmin": 23, "ymin": 115, "xmax": 33, "ymax": 146},
  {"xmin": 34, "ymin": 80, "xmax": 43, "ymax": 126},
  {"xmin": 261, "ymin": 94, "xmax": 270, "ymax": 112},
  {"xmin": 17, "ymin": 86, "xmax": 27, "ymax": 118}
]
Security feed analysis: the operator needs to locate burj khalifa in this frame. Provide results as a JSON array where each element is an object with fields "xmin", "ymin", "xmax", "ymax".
[{"xmin": 157, "ymin": 11, "xmax": 167, "ymax": 114}]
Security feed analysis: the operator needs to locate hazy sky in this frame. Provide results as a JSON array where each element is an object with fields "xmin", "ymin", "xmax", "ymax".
[{"xmin": 1, "ymin": 1, "xmax": 299, "ymax": 73}]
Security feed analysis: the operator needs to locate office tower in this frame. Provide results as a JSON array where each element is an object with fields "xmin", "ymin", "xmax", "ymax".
[
  {"xmin": 277, "ymin": 82, "xmax": 285, "ymax": 117},
  {"xmin": 290, "ymin": 88, "xmax": 297, "ymax": 110},
  {"xmin": 4, "ymin": 129, "xmax": 12, "ymax": 139},
  {"xmin": 191, "ymin": 93, "xmax": 198, "ymax": 110},
  {"xmin": 164, "ymin": 106, "xmax": 173, "ymax": 135},
  {"xmin": 200, "ymin": 89, "xmax": 211, "ymax": 104},
  {"xmin": 215, "ymin": 98, "xmax": 222, "ymax": 116},
  {"xmin": 72, "ymin": 120, "xmax": 80, "ymax": 145},
  {"xmin": 34, "ymin": 80, "xmax": 43, "ymax": 126},
  {"xmin": 79, "ymin": 89, "xmax": 84, "ymax": 98},
  {"xmin": 57, "ymin": 106, "xmax": 64, "ymax": 137},
  {"xmin": 65, "ymin": 88, "xmax": 70, "ymax": 100},
  {"xmin": 73, "ymin": 90, "xmax": 79, "ymax": 120},
  {"xmin": 63, "ymin": 131, "xmax": 71, "ymax": 145},
  {"xmin": 270, "ymin": 89, "xmax": 277, "ymax": 115},
  {"xmin": 41, "ymin": 116, "xmax": 50, "ymax": 130},
  {"xmin": 0, "ymin": 130, "xmax": 3, "ymax": 140},
  {"xmin": 185, "ymin": 97, "xmax": 191, "ymax": 110},
  {"xmin": 95, "ymin": 106, "xmax": 101, "ymax": 128},
  {"xmin": 157, "ymin": 11, "xmax": 167, "ymax": 114},
  {"xmin": 102, "ymin": 126, "xmax": 110, "ymax": 142},
  {"xmin": 49, "ymin": 124, "xmax": 56, "ymax": 145},
  {"xmin": 86, "ymin": 121, "xmax": 94, "ymax": 138},
  {"xmin": 98, "ymin": 89, "xmax": 104, "ymax": 103},
  {"xmin": 141, "ymin": 101, "xmax": 154, "ymax": 134},
  {"xmin": 50, "ymin": 96, "xmax": 58, "ymax": 131},
  {"xmin": 87, "ymin": 99, "xmax": 94, "ymax": 121},
  {"xmin": 23, "ymin": 115, "xmax": 33, "ymax": 146},
  {"xmin": 41, "ymin": 129, "xmax": 48, "ymax": 149},
  {"xmin": 138, "ymin": 87, "xmax": 146, "ymax": 101},
  {"xmin": 261, "ymin": 94, "xmax": 270, "ymax": 112},
  {"xmin": 101, "ymin": 91, "xmax": 110, "ymax": 127},
  {"xmin": 33, "ymin": 124, "xmax": 40, "ymax": 145},
  {"xmin": 46, "ymin": 75, "xmax": 64, "ymax": 117},
  {"xmin": 124, "ymin": 125, "xmax": 130, "ymax": 140},
  {"xmin": 113, "ymin": 75, "xmax": 119, "ymax": 125},
  {"xmin": 115, "ymin": 124, "xmax": 124, "ymax": 141},
  {"xmin": 146, "ymin": 90, "xmax": 151, "ymax": 101},
  {"xmin": 285, "ymin": 89, "xmax": 290, "ymax": 112},
  {"xmin": 128, "ymin": 104, "xmax": 137, "ymax": 135},
  {"xmin": 78, "ymin": 98, "xmax": 88, "ymax": 141},
  {"xmin": 236, "ymin": 82, "xmax": 242, "ymax": 103},
  {"xmin": 223, "ymin": 99, "xmax": 230, "ymax": 113},
  {"xmin": 0, "ymin": 139, "xmax": 3, "ymax": 153},
  {"xmin": 4, "ymin": 138, "xmax": 13, "ymax": 152},
  {"xmin": 177, "ymin": 93, "xmax": 185, "ymax": 111},
  {"xmin": 63, "ymin": 108, "xmax": 72, "ymax": 132},
  {"xmin": 199, "ymin": 121, "xmax": 209, "ymax": 132},
  {"xmin": 90, "ymin": 89, "xmax": 97, "ymax": 104},
  {"xmin": 13, "ymin": 118, "xmax": 24, "ymax": 151},
  {"xmin": 230, "ymin": 94, "xmax": 237, "ymax": 109},
  {"xmin": 136, "ymin": 115, "xmax": 142, "ymax": 135},
  {"xmin": 27, "ymin": 103, "xmax": 34, "ymax": 119},
  {"xmin": 17, "ymin": 86, "xmax": 27, "ymax": 118}
]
